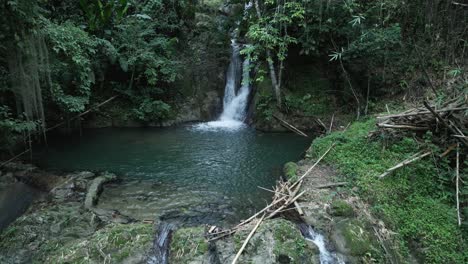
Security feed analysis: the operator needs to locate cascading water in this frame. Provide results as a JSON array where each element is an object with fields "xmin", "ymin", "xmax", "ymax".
[
  {"xmin": 299, "ymin": 224, "xmax": 345, "ymax": 264},
  {"xmin": 193, "ymin": 40, "xmax": 251, "ymax": 130}
]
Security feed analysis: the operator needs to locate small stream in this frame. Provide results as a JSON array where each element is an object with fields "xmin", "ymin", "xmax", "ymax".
[{"xmin": 299, "ymin": 224, "xmax": 345, "ymax": 264}]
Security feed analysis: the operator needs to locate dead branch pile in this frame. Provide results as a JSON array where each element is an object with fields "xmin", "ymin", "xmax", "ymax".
[
  {"xmin": 207, "ymin": 144, "xmax": 335, "ymax": 242},
  {"xmin": 373, "ymin": 98, "xmax": 468, "ymax": 146}
]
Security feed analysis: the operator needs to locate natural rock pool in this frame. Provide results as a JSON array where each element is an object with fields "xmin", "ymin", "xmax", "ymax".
[{"xmin": 35, "ymin": 126, "xmax": 309, "ymax": 226}]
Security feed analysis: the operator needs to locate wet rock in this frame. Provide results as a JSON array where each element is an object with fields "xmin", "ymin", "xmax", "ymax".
[
  {"xmin": 84, "ymin": 172, "xmax": 117, "ymax": 209},
  {"xmin": 331, "ymin": 219, "xmax": 380, "ymax": 257},
  {"xmin": 330, "ymin": 200, "xmax": 354, "ymax": 217}
]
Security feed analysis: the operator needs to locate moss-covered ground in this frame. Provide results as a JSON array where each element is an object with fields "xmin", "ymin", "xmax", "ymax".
[{"xmin": 308, "ymin": 118, "xmax": 467, "ymax": 263}]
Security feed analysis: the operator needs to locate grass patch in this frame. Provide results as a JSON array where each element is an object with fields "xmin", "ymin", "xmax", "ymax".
[{"xmin": 307, "ymin": 118, "xmax": 467, "ymax": 263}]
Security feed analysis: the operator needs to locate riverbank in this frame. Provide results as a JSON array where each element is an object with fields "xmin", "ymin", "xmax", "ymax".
[{"xmin": 1, "ymin": 116, "xmax": 466, "ymax": 263}]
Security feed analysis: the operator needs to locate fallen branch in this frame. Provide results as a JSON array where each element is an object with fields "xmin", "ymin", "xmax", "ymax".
[
  {"xmin": 377, "ymin": 123, "xmax": 429, "ymax": 131},
  {"xmin": 328, "ymin": 114, "xmax": 334, "ymax": 134},
  {"xmin": 290, "ymin": 143, "xmax": 335, "ymax": 189},
  {"xmin": 315, "ymin": 182, "xmax": 348, "ymax": 189},
  {"xmin": 379, "ymin": 151, "xmax": 432, "ymax": 179},
  {"xmin": 46, "ymin": 95, "xmax": 119, "ymax": 132},
  {"xmin": 423, "ymin": 101, "xmax": 468, "ymax": 146},
  {"xmin": 231, "ymin": 214, "xmax": 265, "ymax": 264},
  {"xmin": 257, "ymin": 186, "xmax": 288, "ymax": 196},
  {"xmin": 377, "ymin": 107, "xmax": 468, "ymax": 119},
  {"xmin": 273, "ymin": 115, "xmax": 309, "ymax": 137},
  {"xmin": 439, "ymin": 144, "xmax": 458, "ymax": 158},
  {"xmin": 0, "ymin": 149, "xmax": 31, "ymax": 168},
  {"xmin": 266, "ymin": 191, "xmax": 306, "ymax": 219}
]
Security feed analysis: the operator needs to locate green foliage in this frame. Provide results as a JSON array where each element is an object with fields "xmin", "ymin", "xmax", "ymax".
[
  {"xmin": 255, "ymin": 93, "xmax": 275, "ymax": 121},
  {"xmin": 45, "ymin": 21, "xmax": 97, "ymax": 113},
  {"xmin": 79, "ymin": 0, "xmax": 129, "ymax": 31},
  {"xmin": 131, "ymin": 98, "xmax": 171, "ymax": 122},
  {"xmin": 308, "ymin": 119, "xmax": 467, "ymax": 263},
  {"xmin": 0, "ymin": 105, "xmax": 37, "ymax": 151}
]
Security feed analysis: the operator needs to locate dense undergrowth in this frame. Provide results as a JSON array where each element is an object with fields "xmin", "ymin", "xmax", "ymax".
[{"xmin": 308, "ymin": 119, "xmax": 467, "ymax": 263}]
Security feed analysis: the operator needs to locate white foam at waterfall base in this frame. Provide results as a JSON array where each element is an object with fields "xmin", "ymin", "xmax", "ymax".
[{"xmin": 192, "ymin": 41, "xmax": 250, "ymax": 132}]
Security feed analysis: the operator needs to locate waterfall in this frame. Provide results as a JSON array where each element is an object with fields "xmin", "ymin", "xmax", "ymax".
[{"xmin": 193, "ymin": 40, "xmax": 251, "ymax": 131}]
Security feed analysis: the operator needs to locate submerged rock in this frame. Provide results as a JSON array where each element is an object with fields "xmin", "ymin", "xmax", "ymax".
[{"xmin": 84, "ymin": 172, "xmax": 117, "ymax": 209}]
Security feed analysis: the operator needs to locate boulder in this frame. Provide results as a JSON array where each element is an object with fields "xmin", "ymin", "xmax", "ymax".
[{"xmin": 331, "ymin": 219, "xmax": 380, "ymax": 257}]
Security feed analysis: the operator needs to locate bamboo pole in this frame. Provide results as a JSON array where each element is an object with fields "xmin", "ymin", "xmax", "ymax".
[
  {"xmin": 231, "ymin": 214, "xmax": 265, "ymax": 264},
  {"xmin": 378, "ymin": 151, "xmax": 432, "ymax": 179},
  {"xmin": 456, "ymin": 143, "xmax": 461, "ymax": 226},
  {"xmin": 272, "ymin": 115, "xmax": 309, "ymax": 137},
  {"xmin": 0, "ymin": 149, "xmax": 31, "ymax": 168},
  {"xmin": 290, "ymin": 144, "xmax": 335, "ymax": 190}
]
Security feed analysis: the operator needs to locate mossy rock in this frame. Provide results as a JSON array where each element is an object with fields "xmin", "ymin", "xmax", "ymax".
[
  {"xmin": 0, "ymin": 202, "xmax": 98, "ymax": 263},
  {"xmin": 283, "ymin": 162, "xmax": 299, "ymax": 181},
  {"xmin": 45, "ymin": 223, "xmax": 154, "ymax": 263},
  {"xmin": 331, "ymin": 219, "xmax": 380, "ymax": 257},
  {"xmin": 230, "ymin": 219, "xmax": 319, "ymax": 264},
  {"xmin": 169, "ymin": 226, "xmax": 209, "ymax": 263},
  {"xmin": 330, "ymin": 200, "xmax": 354, "ymax": 217}
]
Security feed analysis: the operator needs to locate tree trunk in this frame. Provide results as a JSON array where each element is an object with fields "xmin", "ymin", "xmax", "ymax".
[{"xmin": 254, "ymin": 0, "xmax": 281, "ymax": 107}]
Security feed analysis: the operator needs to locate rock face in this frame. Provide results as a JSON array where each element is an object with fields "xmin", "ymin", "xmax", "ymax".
[{"xmin": 169, "ymin": 219, "xmax": 320, "ymax": 264}]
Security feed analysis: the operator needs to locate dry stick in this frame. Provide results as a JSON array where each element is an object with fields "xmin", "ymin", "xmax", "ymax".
[
  {"xmin": 316, "ymin": 118, "xmax": 327, "ymax": 131},
  {"xmin": 377, "ymin": 124, "xmax": 429, "ymax": 131},
  {"xmin": 423, "ymin": 101, "xmax": 468, "ymax": 146},
  {"xmin": 378, "ymin": 151, "xmax": 432, "ymax": 179},
  {"xmin": 46, "ymin": 95, "xmax": 119, "ymax": 132},
  {"xmin": 285, "ymin": 184, "xmax": 304, "ymax": 216},
  {"xmin": 272, "ymin": 115, "xmax": 309, "ymax": 137},
  {"xmin": 231, "ymin": 214, "xmax": 265, "ymax": 264},
  {"xmin": 0, "ymin": 149, "xmax": 31, "ymax": 168},
  {"xmin": 439, "ymin": 144, "xmax": 458, "ymax": 158},
  {"xmin": 376, "ymin": 107, "xmax": 468, "ymax": 119},
  {"xmin": 257, "ymin": 186, "xmax": 289, "ymax": 196},
  {"xmin": 328, "ymin": 114, "xmax": 334, "ymax": 134},
  {"xmin": 315, "ymin": 182, "xmax": 348, "ymax": 189},
  {"xmin": 208, "ymin": 196, "xmax": 287, "ymax": 238},
  {"xmin": 372, "ymin": 226, "xmax": 395, "ymax": 264},
  {"xmin": 266, "ymin": 191, "xmax": 306, "ymax": 219},
  {"xmin": 456, "ymin": 143, "xmax": 461, "ymax": 226},
  {"xmin": 290, "ymin": 144, "xmax": 335, "ymax": 190}
]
